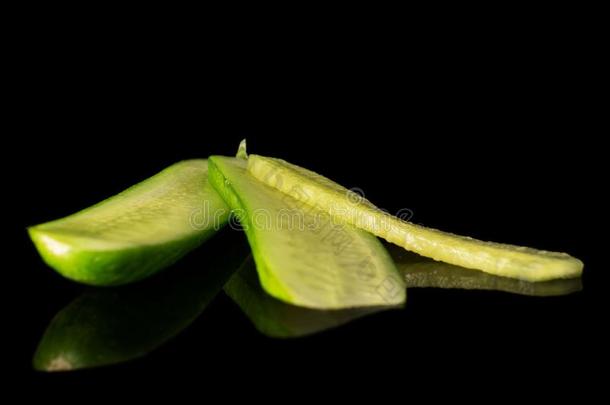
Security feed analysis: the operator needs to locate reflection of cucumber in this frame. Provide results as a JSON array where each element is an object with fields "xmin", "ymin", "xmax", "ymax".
[
  {"xmin": 387, "ymin": 245, "xmax": 582, "ymax": 296},
  {"xmin": 28, "ymin": 160, "xmax": 230, "ymax": 285},
  {"xmin": 33, "ymin": 236, "xmax": 248, "ymax": 372},
  {"xmin": 247, "ymin": 155, "xmax": 583, "ymax": 282},
  {"xmin": 225, "ymin": 256, "xmax": 398, "ymax": 338},
  {"xmin": 208, "ymin": 155, "xmax": 405, "ymax": 309}
]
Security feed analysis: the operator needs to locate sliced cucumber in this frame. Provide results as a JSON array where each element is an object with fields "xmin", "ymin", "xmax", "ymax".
[
  {"xmin": 225, "ymin": 256, "xmax": 397, "ymax": 338},
  {"xmin": 387, "ymin": 244, "xmax": 582, "ymax": 296},
  {"xmin": 33, "ymin": 236, "xmax": 248, "ymax": 372},
  {"xmin": 247, "ymin": 155, "xmax": 583, "ymax": 282},
  {"xmin": 28, "ymin": 160, "xmax": 229, "ymax": 286},
  {"xmin": 208, "ymin": 155, "xmax": 405, "ymax": 309}
]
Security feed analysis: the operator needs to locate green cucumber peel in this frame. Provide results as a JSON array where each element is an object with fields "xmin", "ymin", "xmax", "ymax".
[
  {"xmin": 208, "ymin": 154, "xmax": 405, "ymax": 309},
  {"xmin": 28, "ymin": 160, "xmax": 230, "ymax": 286},
  {"xmin": 247, "ymin": 155, "xmax": 584, "ymax": 282}
]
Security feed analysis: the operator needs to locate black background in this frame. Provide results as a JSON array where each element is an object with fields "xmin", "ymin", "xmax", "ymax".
[{"xmin": 6, "ymin": 8, "xmax": 604, "ymax": 398}]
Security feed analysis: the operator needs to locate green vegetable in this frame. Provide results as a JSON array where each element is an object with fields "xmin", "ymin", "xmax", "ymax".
[
  {"xmin": 387, "ymin": 245, "xmax": 582, "ymax": 296},
  {"xmin": 33, "ymin": 237, "xmax": 248, "ymax": 372},
  {"xmin": 208, "ymin": 154, "xmax": 405, "ymax": 309},
  {"xmin": 225, "ymin": 256, "xmax": 398, "ymax": 338},
  {"xmin": 247, "ymin": 155, "xmax": 583, "ymax": 282},
  {"xmin": 28, "ymin": 160, "xmax": 229, "ymax": 285}
]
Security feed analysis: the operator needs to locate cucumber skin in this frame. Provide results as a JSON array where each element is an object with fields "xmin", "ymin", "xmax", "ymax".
[
  {"xmin": 28, "ymin": 229, "xmax": 213, "ymax": 286},
  {"xmin": 28, "ymin": 160, "xmax": 230, "ymax": 286},
  {"xmin": 207, "ymin": 157, "xmax": 294, "ymax": 303},
  {"xmin": 247, "ymin": 155, "xmax": 583, "ymax": 282}
]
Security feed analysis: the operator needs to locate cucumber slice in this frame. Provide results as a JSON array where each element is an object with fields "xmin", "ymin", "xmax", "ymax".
[
  {"xmin": 28, "ymin": 160, "xmax": 230, "ymax": 286},
  {"xmin": 33, "ymin": 236, "xmax": 248, "ymax": 372},
  {"xmin": 208, "ymin": 155, "xmax": 405, "ymax": 309},
  {"xmin": 247, "ymin": 155, "xmax": 583, "ymax": 282},
  {"xmin": 387, "ymin": 244, "xmax": 582, "ymax": 296},
  {"xmin": 225, "ymin": 256, "xmax": 397, "ymax": 338}
]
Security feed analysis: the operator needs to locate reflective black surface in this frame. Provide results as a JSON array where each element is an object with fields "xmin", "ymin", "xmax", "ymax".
[
  {"xmin": 8, "ymin": 27, "xmax": 602, "ymax": 394},
  {"xmin": 30, "ymin": 241, "xmax": 587, "ymax": 374},
  {"xmin": 33, "ymin": 235, "xmax": 249, "ymax": 371}
]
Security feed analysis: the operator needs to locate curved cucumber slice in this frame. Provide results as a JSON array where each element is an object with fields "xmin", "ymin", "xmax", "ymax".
[
  {"xmin": 225, "ymin": 256, "xmax": 397, "ymax": 338},
  {"xmin": 28, "ymin": 160, "xmax": 230, "ymax": 286},
  {"xmin": 387, "ymin": 244, "xmax": 582, "ymax": 296},
  {"xmin": 247, "ymin": 155, "xmax": 583, "ymax": 282},
  {"xmin": 208, "ymin": 155, "xmax": 405, "ymax": 309},
  {"xmin": 33, "ymin": 238, "xmax": 247, "ymax": 372}
]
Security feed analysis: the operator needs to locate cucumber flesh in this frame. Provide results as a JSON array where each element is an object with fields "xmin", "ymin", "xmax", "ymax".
[
  {"xmin": 225, "ymin": 256, "xmax": 397, "ymax": 338},
  {"xmin": 28, "ymin": 160, "xmax": 230, "ymax": 286},
  {"xmin": 208, "ymin": 155, "xmax": 405, "ymax": 309},
  {"xmin": 247, "ymin": 155, "xmax": 583, "ymax": 282},
  {"xmin": 33, "ymin": 237, "xmax": 248, "ymax": 372},
  {"xmin": 387, "ymin": 244, "xmax": 582, "ymax": 296}
]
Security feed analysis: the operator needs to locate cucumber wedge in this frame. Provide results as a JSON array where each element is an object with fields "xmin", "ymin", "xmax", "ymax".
[
  {"xmin": 33, "ymin": 237, "xmax": 248, "ymax": 372},
  {"xmin": 387, "ymin": 244, "xmax": 582, "ymax": 296},
  {"xmin": 208, "ymin": 155, "xmax": 405, "ymax": 309},
  {"xmin": 225, "ymin": 256, "xmax": 397, "ymax": 338},
  {"xmin": 28, "ymin": 160, "xmax": 230, "ymax": 286},
  {"xmin": 247, "ymin": 155, "xmax": 583, "ymax": 282}
]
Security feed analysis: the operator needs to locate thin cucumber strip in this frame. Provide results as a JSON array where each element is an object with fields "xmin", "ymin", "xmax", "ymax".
[
  {"xmin": 208, "ymin": 155, "xmax": 405, "ymax": 309},
  {"xmin": 224, "ymin": 256, "xmax": 397, "ymax": 338},
  {"xmin": 33, "ymin": 238, "xmax": 248, "ymax": 372},
  {"xmin": 247, "ymin": 155, "xmax": 583, "ymax": 282},
  {"xmin": 28, "ymin": 160, "xmax": 230, "ymax": 286},
  {"xmin": 387, "ymin": 244, "xmax": 582, "ymax": 296}
]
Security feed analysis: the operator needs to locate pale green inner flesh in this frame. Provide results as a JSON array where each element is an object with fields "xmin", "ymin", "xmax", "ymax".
[
  {"xmin": 30, "ymin": 160, "xmax": 228, "ymax": 251},
  {"xmin": 247, "ymin": 155, "xmax": 583, "ymax": 282},
  {"xmin": 209, "ymin": 156, "xmax": 405, "ymax": 309}
]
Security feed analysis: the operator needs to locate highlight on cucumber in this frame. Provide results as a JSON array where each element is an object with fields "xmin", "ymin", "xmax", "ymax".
[{"xmin": 28, "ymin": 139, "xmax": 582, "ymax": 306}]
